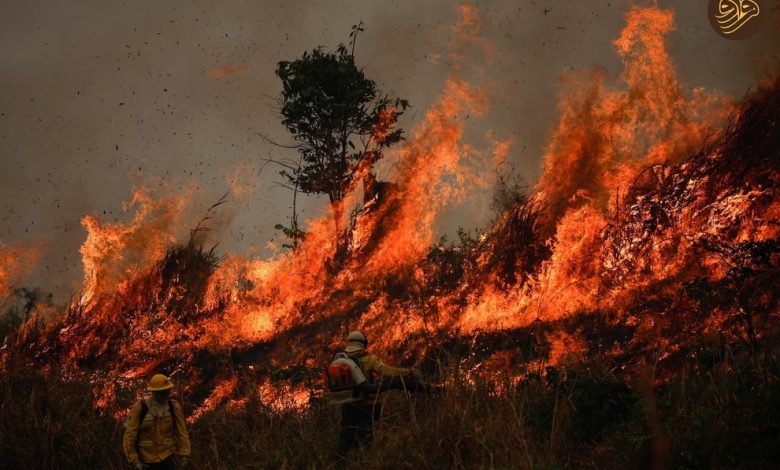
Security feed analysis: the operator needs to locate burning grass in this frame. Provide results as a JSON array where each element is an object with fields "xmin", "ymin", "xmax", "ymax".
[{"xmin": 2, "ymin": 343, "xmax": 779, "ymax": 469}]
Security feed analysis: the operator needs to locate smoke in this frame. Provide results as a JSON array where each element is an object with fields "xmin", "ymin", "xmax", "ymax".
[{"xmin": 535, "ymin": 6, "xmax": 729, "ymax": 233}]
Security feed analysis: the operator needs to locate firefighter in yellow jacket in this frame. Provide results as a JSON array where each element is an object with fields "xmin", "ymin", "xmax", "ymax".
[
  {"xmin": 123, "ymin": 374, "xmax": 191, "ymax": 470},
  {"xmin": 337, "ymin": 330, "xmax": 420, "ymax": 456}
]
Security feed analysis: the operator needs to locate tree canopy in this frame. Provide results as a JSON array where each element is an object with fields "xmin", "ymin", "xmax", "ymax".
[{"xmin": 275, "ymin": 32, "xmax": 409, "ymax": 215}]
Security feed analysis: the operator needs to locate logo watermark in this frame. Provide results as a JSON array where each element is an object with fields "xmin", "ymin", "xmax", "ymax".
[{"xmin": 708, "ymin": 0, "xmax": 765, "ymax": 39}]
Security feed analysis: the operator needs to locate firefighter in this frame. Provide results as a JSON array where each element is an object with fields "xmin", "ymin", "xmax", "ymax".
[
  {"xmin": 336, "ymin": 330, "xmax": 421, "ymax": 456},
  {"xmin": 123, "ymin": 374, "xmax": 191, "ymax": 470}
]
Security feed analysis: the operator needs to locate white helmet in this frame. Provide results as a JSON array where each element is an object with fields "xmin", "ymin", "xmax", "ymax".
[
  {"xmin": 347, "ymin": 331, "xmax": 367, "ymax": 343},
  {"xmin": 345, "ymin": 330, "xmax": 368, "ymax": 352}
]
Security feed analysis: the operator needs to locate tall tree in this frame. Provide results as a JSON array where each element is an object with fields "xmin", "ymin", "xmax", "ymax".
[{"xmin": 275, "ymin": 24, "xmax": 408, "ymax": 245}]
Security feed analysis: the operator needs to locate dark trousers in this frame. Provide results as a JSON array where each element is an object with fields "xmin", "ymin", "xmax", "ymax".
[
  {"xmin": 337, "ymin": 401, "xmax": 382, "ymax": 456},
  {"xmin": 145, "ymin": 456, "xmax": 176, "ymax": 470}
]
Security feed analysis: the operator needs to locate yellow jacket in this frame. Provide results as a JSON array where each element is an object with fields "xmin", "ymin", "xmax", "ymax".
[
  {"xmin": 122, "ymin": 397, "xmax": 191, "ymax": 464},
  {"xmin": 347, "ymin": 350, "xmax": 410, "ymax": 383}
]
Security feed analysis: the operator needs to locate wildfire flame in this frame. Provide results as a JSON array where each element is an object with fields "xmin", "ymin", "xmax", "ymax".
[{"xmin": 2, "ymin": 5, "xmax": 778, "ymax": 418}]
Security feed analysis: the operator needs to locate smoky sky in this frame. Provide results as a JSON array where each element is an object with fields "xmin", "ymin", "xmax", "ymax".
[{"xmin": 2, "ymin": 0, "xmax": 779, "ymax": 301}]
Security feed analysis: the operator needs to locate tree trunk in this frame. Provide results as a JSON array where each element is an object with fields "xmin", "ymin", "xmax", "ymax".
[
  {"xmin": 331, "ymin": 201, "xmax": 342, "ymax": 242},
  {"xmin": 330, "ymin": 194, "xmax": 344, "ymax": 258},
  {"xmin": 363, "ymin": 171, "xmax": 378, "ymax": 204}
]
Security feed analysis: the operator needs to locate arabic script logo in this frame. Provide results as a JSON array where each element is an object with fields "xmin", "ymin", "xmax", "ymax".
[{"xmin": 708, "ymin": 0, "xmax": 765, "ymax": 39}]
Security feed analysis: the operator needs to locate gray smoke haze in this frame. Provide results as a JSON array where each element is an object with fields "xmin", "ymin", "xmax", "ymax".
[{"xmin": 1, "ymin": 0, "xmax": 778, "ymax": 301}]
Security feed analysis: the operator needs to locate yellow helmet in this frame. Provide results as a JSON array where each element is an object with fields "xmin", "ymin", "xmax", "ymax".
[{"xmin": 147, "ymin": 374, "xmax": 174, "ymax": 391}]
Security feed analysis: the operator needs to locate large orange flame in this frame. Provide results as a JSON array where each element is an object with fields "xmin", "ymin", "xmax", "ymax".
[{"xmin": 5, "ymin": 4, "xmax": 778, "ymax": 417}]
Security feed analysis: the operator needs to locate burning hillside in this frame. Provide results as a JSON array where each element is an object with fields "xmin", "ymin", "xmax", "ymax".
[{"xmin": 2, "ymin": 5, "xmax": 779, "ymax": 424}]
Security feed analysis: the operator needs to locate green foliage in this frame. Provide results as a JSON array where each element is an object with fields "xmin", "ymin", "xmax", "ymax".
[
  {"xmin": 274, "ymin": 223, "xmax": 306, "ymax": 250},
  {"xmin": 491, "ymin": 165, "xmax": 527, "ymax": 215},
  {"xmin": 157, "ymin": 240, "xmax": 220, "ymax": 320},
  {"xmin": 275, "ymin": 28, "xmax": 409, "ymax": 205},
  {"xmin": 698, "ymin": 236, "xmax": 780, "ymax": 280},
  {"xmin": 0, "ymin": 305, "xmax": 24, "ymax": 342},
  {"xmin": 1, "ymin": 287, "xmax": 51, "ymax": 342},
  {"xmin": 0, "ymin": 314, "xmax": 21, "ymax": 343},
  {"xmin": 420, "ymin": 230, "xmax": 480, "ymax": 297},
  {"xmin": 269, "ymin": 364, "xmax": 321, "ymax": 388},
  {"xmin": 694, "ymin": 235, "xmax": 780, "ymax": 352}
]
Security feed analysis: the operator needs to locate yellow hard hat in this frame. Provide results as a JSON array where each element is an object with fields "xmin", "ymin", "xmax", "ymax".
[{"xmin": 147, "ymin": 374, "xmax": 174, "ymax": 391}]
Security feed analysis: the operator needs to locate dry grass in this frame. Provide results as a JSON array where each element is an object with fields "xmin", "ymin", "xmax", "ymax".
[{"xmin": 2, "ymin": 345, "xmax": 778, "ymax": 470}]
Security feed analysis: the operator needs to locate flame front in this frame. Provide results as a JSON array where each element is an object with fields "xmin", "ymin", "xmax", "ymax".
[{"xmin": 3, "ymin": 5, "xmax": 778, "ymax": 418}]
